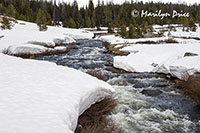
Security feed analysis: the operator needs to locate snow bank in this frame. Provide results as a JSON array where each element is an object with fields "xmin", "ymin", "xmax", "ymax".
[
  {"xmin": 99, "ymin": 35, "xmax": 168, "ymax": 45},
  {"xmin": 0, "ymin": 20, "xmax": 93, "ymax": 55},
  {"xmin": 4, "ymin": 44, "xmax": 52, "ymax": 55},
  {"xmin": 0, "ymin": 53, "xmax": 113, "ymax": 133},
  {"xmin": 114, "ymin": 43, "xmax": 200, "ymax": 80}
]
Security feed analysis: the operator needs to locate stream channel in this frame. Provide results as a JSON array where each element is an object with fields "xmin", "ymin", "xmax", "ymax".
[{"xmin": 36, "ymin": 39, "xmax": 200, "ymax": 133}]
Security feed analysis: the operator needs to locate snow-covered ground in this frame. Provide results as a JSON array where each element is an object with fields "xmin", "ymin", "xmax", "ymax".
[
  {"xmin": 154, "ymin": 24, "xmax": 200, "ymax": 38},
  {"xmin": 0, "ymin": 53, "xmax": 113, "ymax": 133},
  {"xmin": 0, "ymin": 20, "xmax": 93, "ymax": 56},
  {"xmin": 0, "ymin": 20, "xmax": 114, "ymax": 132},
  {"xmin": 99, "ymin": 35, "xmax": 169, "ymax": 45},
  {"xmin": 99, "ymin": 25, "xmax": 200, "ymax": 80}
]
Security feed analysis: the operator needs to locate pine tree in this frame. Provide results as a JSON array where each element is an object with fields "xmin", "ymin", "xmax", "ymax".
[
  {"xmin": 135, "ymin": 25, "xmax": 143, "ymax": 38},
  {"xmin": 120, "ymin": 24, "xmax": 127, "ymax": 38},
  {"xmin": 68, "ymin": 17, "xmax": 76, "ymax": 28},
  {"xmin": 85, "ymin": 11, "xmax": 92, "ymax": 28},
  {"xmin": 128, "ymin": 24, "xmax": 135, "ymax": 38},
  {"xmin": 189, "ymin": 18, "xmax": 197, "ymax": 32},
  {"xmin": 183, "ymin": 18, "xmax": 189, "ymax": 32},
  {"xmin": 148, "ymin": 25, "xmax": 153, "ymax": 32},
  {"xmin": 6, "ymin": 4, "xmax": 17, "ymax": 18},
  {"xmin": 36, "ymin": 9, "xmax": 48, "ymax": 31},
  {"xmin": 108, "ymin": 23, "xmax": 114, "ymax": 33},
  {"xmin": 88, "ymin": 0, "xmax": 94, "ymax": 18},
  {"xmin": 1, "ymin": 16, "xmax": 11, "ymax": 30}
]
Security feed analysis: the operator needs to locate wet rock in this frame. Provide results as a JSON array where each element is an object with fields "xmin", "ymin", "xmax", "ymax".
[
  {"xmin": 86, "ymin": 69, "xmax": 108, "ymax": 81},
  {"xmin": 184, "ymin": 52, "xmax": 198, "ymax": 57},
  {"xmin": 106, "ymin": 67, "xmax": 131, "ymax": 74},
  {"xmin": 141, "ymin": 89, "xmax": 162, "ymax": 96}
]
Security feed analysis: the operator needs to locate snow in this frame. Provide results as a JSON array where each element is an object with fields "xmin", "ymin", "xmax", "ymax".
[
  {"xmin": 170, "ymin": 25, "xmax": 200, "ymax": 38},
  {"xmin": 101, "ymin": 28, "xmax": 200, "ymax": 80},
  {"xmin": 4, "ymin": 44, "xmax": 51, "ymax": 55},
  {"xmin": 0, "ymin": 53, "xmax": 114, "ymax": 133},
  {"xmin": 0, "ymin": 19, "xmax": 112, "ymax": 132},
  {"xmin": 99, "ymin": 35, "xmax": 169, "ymax": 45},
  {"xmin": 114, "ymin": 43, "xmax": 200, "ymax": 80},
  {"xmin": 0, "ymin": 20, "xmax": 93, "ymax": 55}
]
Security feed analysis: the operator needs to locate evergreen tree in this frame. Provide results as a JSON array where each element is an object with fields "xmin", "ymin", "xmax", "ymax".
[
  {"xmin": 88, "ymin": 0, "xmax": 94, "ymax": 18},
  {"xmin": 107, "ymin": 23, "xmax": 114, "ymax": 33},
  {"xmin": 120, "ymin": 24, "xmax": 127, "ymax": 38},
  {"xmin": 189, "ymin": 18, "xmax": 197, "ymax": 32},
  {"xmin": 135, "ymin": 25, "xmax": 143, "ymax": 38},
  {"xmin": 6, "ymin": 4, "xmax": 17, "ymax": 18},
  {"xmin": 1, "ymin": 16, "xmax": 11, "ymax": 30},
  {"xmin": 67, "ymin": 17, "xmax": 76, "ymax": 28},
  {"xmin": 142, "ymin": 22, "xmax": 148, "ymax": 34},
  {"xmin": 183, "ymin": 18, "xmax": 189, "ymax": 32},
  {"xmin": 128, "ymin": 24, "xmax": 135, "ymax": 38},
  {"xmin": 36, "ymin": 9, "xmax": 48, "ymax": 31},
  {"xmin": 84, "ymin": 11, "xmax": 92, "ymax": 28},
  {"xmin": 1, "ymin": 0, "xmax": 200, "ymax": 33}
]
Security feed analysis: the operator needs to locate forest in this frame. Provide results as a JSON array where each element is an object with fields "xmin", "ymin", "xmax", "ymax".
[{"xmin": 0, "ymin": 0, "xmax": 200, "ymax": 37}]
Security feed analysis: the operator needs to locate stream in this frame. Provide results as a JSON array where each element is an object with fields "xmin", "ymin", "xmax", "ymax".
[{"xmin": 36, "ymin": 39, "xmax": 200, "ymax": 133}]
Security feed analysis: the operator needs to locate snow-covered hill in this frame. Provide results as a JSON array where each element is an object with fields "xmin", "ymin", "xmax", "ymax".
[{"xmin": 0, "ymin": 20, "xmax": 113, "ymax": 133}]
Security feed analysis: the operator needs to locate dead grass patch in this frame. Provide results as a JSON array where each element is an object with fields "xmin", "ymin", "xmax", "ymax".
[
  {"xmin": 75, "ymin": 97, "xmax": 121, "ymax": 133},
  {"xmin": 174, "ymin": 36, "xmax": 200, "ymax": 41},
  {"xmin": 135, "ymin": 39, "xmax": 178, "ymax": 44},
  {"xmin": 103, "ymin": 41, "xmax": 130, "ymax": 56}
]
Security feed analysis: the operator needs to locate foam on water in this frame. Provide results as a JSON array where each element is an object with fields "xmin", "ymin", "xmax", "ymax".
[{"xmin": 110, "ymin": 85, "xmax": 196, "ymax": 133}]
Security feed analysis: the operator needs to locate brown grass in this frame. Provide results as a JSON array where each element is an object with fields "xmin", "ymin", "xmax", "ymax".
[
  {"xmin": 174, "ymin": 36, "xmax": 200, "ymax": 41},
  {"xmin": 75, "ymin": 97, "xmax": 122, "ymax": 133},
  {"xmin": 135, "ymin": 39, "xmax": 178, "ymax": 44},
  {"xmin": 177, "ymin": 74, "xmax": 200, "ymax": 106},
  {"xmin": 103, "ymin": 41, "xmax": 130, "ymax": 56}
]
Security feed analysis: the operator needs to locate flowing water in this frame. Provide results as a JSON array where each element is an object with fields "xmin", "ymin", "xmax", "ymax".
[{"xmin": 36, "ymin": 39, "xmax": 200, "ymax": 133}]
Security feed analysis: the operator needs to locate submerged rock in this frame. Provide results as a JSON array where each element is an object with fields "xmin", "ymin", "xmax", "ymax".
[{"xmin": 141, "ymin": 89, "xmax": 162, "ymax": 96}]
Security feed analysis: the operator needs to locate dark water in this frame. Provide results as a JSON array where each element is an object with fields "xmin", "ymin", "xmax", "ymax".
[{"xmin": 36, "ymin": 39, "xmax": 200, "ymax": 133}]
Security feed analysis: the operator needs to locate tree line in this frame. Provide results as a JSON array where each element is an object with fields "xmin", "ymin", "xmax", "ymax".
[{"xmin": 0, "ymin": 0, "xmax": 199, "ymax": 36}]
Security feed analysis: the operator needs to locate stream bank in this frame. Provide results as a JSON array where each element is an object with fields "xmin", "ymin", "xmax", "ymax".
[{"xmin": 35, "ymin": 39, "xmax": 200, "ymax": 133}]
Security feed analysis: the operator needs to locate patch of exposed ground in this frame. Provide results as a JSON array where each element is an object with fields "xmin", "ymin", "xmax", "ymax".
[
  {"xmin": 103, "ymin": 41, "xmax": 130, "ymax": 56},
  {"xmin": 75, "ymin": 97, "xmax": 122, "ymax": 133},
  {"xmin": 135, "ymin": 38, "xmax": 178, "ymax": 44}
]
